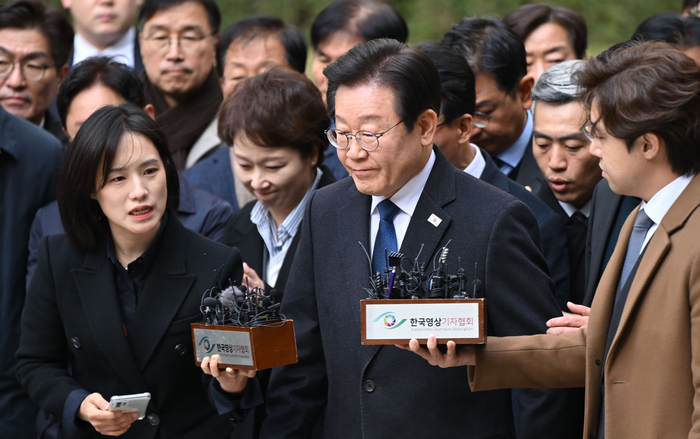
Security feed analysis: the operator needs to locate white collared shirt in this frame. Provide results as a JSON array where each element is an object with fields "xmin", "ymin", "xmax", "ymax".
[
  {"xmin": 637, "ymin": 173, "xmax": 695, "ymax": 252},
  {"xmin": 495, "ymin": 109, "xmax": 533, "ymax": 175},
  {"xmin": 72, "ymin": 27, "xmax": 136, "ymax": 68},
  {"xmin": 369, "ymin": 150, "xmax": 436, "ymax": 258},
  {"xmin": 251, "ymin": 168, "xmax": 324, "ymax": 287},
  {"xmin": 558, "ymin": 199, "xmax": 592, "ymax": 218},
  {"xmin": 463, "ymin": 143, "xmax": 486, "ymax": 179}
]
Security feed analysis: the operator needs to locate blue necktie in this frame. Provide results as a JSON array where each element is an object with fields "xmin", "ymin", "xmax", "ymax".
[
  {"xmin": 372, "ymin": 199, "xmax": 400, "ymax": 276},
  {"xmin": 617, "ymin": 209, "xmax": 654, "ymax": 291}
]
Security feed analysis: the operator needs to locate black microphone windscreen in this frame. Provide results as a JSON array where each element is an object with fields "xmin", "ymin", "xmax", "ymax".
[
  {"xmin": 472, "ymin": 279, "xmax": 484, "ymax": 297},
  {"xmin": 203, "ymin": 297, "xmax": 219, "ymax": 309}
]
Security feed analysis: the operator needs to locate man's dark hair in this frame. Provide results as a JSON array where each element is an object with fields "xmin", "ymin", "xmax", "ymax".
[
  {"xmin": 683, "ymin": 0, "xmax": 699, "ymax": 12},
  {"xmin": 595, "ymin": 40, "xmax": 644, "ymax": 64},
  {"xmin": 324, "ymin": 38, "xmax": 441, "ymax": 133},
  {"xmin": 58, "ymin": 104, "xmax": 180, "ymax": 249},
  {"xmin": 632, "ymin": 13, "xmax": 700, "ymax": 49},
  {"xmin": 443, "ymin": 17, "xmax": 526, "ymax": 95},
  {"xmin": 578, "ymin": 41, "xmax": 700, "ymax": 176},
  {"xmin": 311, "ymin": 0, "xmax": 407, "ymax": 50},
  {"xmin": 216, "ymin": 16, "xmax": 307, "ymax": 77},
  {"xmin": 56, "ymin": 57, "xmax": 146, "ymax": 130},
  {"xmin": 503, "ymin": 3, "xmax": 588, "ymax": 59},
  {"xmin": 0, "ymin": 0, "xmax": 74, "ymax": 67},
  {"xmin": 138, "ymin": 0, "xmax": 221, "ymax": 35},
  {"xmin": 218, "ymin": 67, "xmax": 329, "ymax": 165},
  {"xmin": 414, "ymin": 41, "xmax": 475, "ymax": 125}
]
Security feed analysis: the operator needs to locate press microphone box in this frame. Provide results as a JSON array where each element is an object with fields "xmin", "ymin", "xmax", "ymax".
[
  {"xmin": 360, "ymin": 299, "xmax": 486, "ymax": 345},
  {"xmin": 191, "ymin": 321, "xmax": 297, "ymax": 370}
]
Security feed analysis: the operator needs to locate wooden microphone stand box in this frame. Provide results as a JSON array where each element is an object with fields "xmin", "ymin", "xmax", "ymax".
[
  {"xmin": 191, "ymin": 320, "xmax": 297, "ymax": 371},
  {"xmin": 360, "ymin": 299, "xmax": 486, "ymax": 345}
]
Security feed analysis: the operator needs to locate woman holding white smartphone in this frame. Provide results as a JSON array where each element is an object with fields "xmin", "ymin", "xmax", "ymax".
[{"xmin": 16, "ymin": 104, "xmax": 247, "ymax": 438}]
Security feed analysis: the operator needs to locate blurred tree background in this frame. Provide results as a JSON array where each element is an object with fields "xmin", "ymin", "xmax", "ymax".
[
  {"xmin": 45, "ymin": 0, "xmax": 682, "ymax": 55},
  {"xmin": 216, "ymin": 0, "xmax": 681, "ymax": 55}
]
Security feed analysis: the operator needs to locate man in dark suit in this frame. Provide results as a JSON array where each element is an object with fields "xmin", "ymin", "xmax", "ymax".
[
  {"xmin": 0, "ymin": 106, "xmax": 63, "ymax": 438},
  {"xmin": 443, "ymin": 18, "xmax": 546, "ymax": 195},
  {"xmin": 0, "ymin": 0, "xmax": 73, "ymax": 150},
  {"xmin": 531, "ymin": 61, "xmax": 602, "ymax": 307},
  {"xmin": 417, "ymin": 40, "xmax": 571, "ymax": 310},
  {"xmin": 258, "ymin": 39, "xmax": 566, "ymax": 439}
]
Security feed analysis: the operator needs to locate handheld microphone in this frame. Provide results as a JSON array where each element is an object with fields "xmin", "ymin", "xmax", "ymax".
[
  {"xmin": 202, "ymin": 297, "xmax": 219, "ymax": 324},
  {"xmin": 428, "ymin": 246, "xmax": 449, "ymax": 298}
]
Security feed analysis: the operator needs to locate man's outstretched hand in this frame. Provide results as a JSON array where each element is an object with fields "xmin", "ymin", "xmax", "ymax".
[
  {"xmin": 396, "ymin": 335, "xmax": 475, "ymax": 368},
  {"xmin": 546, "ymin": 302, "xmax": 591, "ymax": 334}
]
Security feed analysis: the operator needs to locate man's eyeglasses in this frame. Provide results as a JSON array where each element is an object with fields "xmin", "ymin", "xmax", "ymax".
[
  {"xmin": 473, "ymin": 91, "xmax": 510, "ymax": 128},
  {"xmin": 142, "ymin": 34, "xmax": 210, "ymax": 54},
  {"xmin": 325, "ymin": 120, "xmax": 403, "ymax": 152},
  {"xmin": 0, "ymin": 58, "xmax": 54, "ymax": 82},
  {"xmin": 581, "ymin": 120, "xmax": 596, "ymax": 142}
]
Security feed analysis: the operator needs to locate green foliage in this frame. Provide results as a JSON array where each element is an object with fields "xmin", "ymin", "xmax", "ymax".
[{"xmin": 46, "ymin": 0, "xmax": 682, "ymax": 55}]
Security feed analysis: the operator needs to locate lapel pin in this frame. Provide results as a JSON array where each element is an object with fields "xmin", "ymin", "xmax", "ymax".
[{"xmin": 428, "ymin": 214, "xmax": 442, "ymax": 227}]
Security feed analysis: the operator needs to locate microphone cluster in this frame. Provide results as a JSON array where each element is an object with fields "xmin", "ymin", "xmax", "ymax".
[
  {"xmin": 364, "ymin": 243, "xmax": 483, "ymax": 300},
  {"xmin": 200, "ymin": 274, "xmax": 283, "ymax": 327}
]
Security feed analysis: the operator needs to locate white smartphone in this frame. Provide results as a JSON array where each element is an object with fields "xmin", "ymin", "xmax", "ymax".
[{"xmin": 108, "ymin": 392, "xmax": 151, "ymax": 420}]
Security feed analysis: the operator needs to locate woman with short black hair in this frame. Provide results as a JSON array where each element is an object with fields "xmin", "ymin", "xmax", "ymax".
[{"xmin": 16, "ymin": 104, "xmax": 245, "ymax": 439}]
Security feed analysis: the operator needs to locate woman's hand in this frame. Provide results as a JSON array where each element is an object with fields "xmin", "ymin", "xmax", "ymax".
[
  {"xmin": 242, "ymin": 262, "xmax": 265, "ymax": 291},
  {"xmin": 201, "ymin": 354, "xmax": 256, "ymax": 394},
  {"xmin": 78, "ymin": 393, "xmax": 138, "ymax": 436}
]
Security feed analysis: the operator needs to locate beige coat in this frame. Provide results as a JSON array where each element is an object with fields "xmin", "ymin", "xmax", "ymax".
[{"xmin": 470, "ymin": 173, "xmax": 700, "ymax": 439}]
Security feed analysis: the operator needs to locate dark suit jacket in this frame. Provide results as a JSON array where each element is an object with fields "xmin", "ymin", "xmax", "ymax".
[
  {"xmin": 480, "ymin": 150, "xmax": 570, "ymax": 309},
  {"xmin": 16, "ymin": 217, "xmax": 242, "ymax": 439},
  {"xmin": 260, "ymin": 148, "xmax": 567, "ymax": 439},
  {"xmin": 584, "ymin": 179, "xmax": 639, "ymax": 306},
  {"xmin": 536, "ymin": 184, "xmax": 588, "ymax": 306},
  {"xmin": 183, "ymin": 146, "xmax": 239, "ymax": 212},
  {"xmin": 223, "ymin": 165, "xmax": 336, "ymax": 295},
  {"xmin": 509, "ymin": 136, "xmax": 547, "ymax": 196},
  {"xmin": 43, "ymin": 110, "xmax": 70, "ymax": 152},
  {"xmin": 0, "ymin": 107, "xmax": 63, "ymax": 438}
]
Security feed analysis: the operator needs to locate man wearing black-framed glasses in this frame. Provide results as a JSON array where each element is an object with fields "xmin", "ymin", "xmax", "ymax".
[
  {"xmin": 444, "ymin": 18, "xmax": 547, "ymax": 198},
  {"xmin": 0, "ymin": 0, "xmax": 73, "ymax": 150},
  {"xmin": 138, "ymin": 0, "xmax": 223, "ymax": 171}
]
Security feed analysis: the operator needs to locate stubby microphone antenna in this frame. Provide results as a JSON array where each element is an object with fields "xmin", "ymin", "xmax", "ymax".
[
  {"xmin": 472, "ymin": 262, "xmax": 483, "ymax": 298},
  {"xmin": 358, "ymin": 241, "xmax": 373, "ymax": 276}
]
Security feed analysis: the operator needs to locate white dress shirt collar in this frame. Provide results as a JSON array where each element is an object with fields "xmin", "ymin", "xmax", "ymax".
[
  {"xmin": 495, "ymin": 109, "xmax": 533, "ymax": 174},
  {"xmin": 638, "ymin": 173, "xmax": 696, "ymax": 251},
  {"xmin": 73, "ymin": 27, "xmax": 136, "ymax": 68},
  {"xmin": 369, "ymin": 149, "xmax": 436, "ymax": 257},
  {"xmin": 463, "ymin": 143, "xmax": 486, "ymax": 179},
  {"xmin": 558, "ymin": 199, "xmax": 592, "ymax": 218}
]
